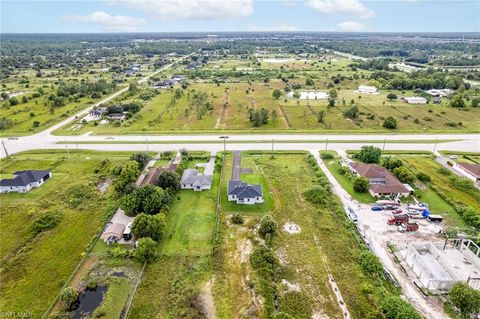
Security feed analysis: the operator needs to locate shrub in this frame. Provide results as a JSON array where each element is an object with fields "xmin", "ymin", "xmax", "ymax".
[
  {"xmin": 31, "ymin": 212, "xmax": 61, "ymax": 235},
  {"xmin": 353, "ymin": 177, "xmax": 369, "ymax": 193},
  {"xmin": 380, "ymin": 295, "xmax": 421, "ymax": 319},
  {"xmin": 416, "ymin": 172, "xmax": 431, "ymax": 182},
  {"xmin": 449, "ymin": 282, "xmax": 480, "ymax": 317},
  {"xmin": 437, "ymin": 167, "xmax": 451, "ymax": 175},
  {"xmin": 231, "ymin": 213, "xmax": 244, "ymax": 224},
  {"xmin": 60, "ymin": 287, "xmax": 79, "ymax": 311},
  {"xmin": 320, "ymin": 152, "xmax": 334, "ymax": 160},
  {"xmin": 383, "ymin": 116, "xmax": 398, "ymax": 129},
  {"xmin": 130, "ymin": 152, "xmax": 151, "ymax": 169},
  {"xmin": 358, "ymin": 251, "xmax": 383, "ymax": 277},
  {"xmin": 304, "ymin": 185, "xmax": 330, "ymax": 205},
  {"xmin": 258, "ymin": 215, "xmax": 278, "ymax": 240}
]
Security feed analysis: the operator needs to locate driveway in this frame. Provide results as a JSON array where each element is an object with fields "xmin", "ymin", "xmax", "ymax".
[{"xmin": 232, "ymin": 150, "xmax": 241, "ymax": 181}]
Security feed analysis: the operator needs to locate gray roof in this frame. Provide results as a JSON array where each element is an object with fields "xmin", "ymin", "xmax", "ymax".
[
  {"xmin": 180, "ymin": 169, "xmax": 212, "ymax": 187},
  {"xmin": 0, "ymin": 170, "xmax": 50, "ymax": 187},
  {"xmin": 228, "ymin": 180, "xmax": 263, "ymax": 199}
]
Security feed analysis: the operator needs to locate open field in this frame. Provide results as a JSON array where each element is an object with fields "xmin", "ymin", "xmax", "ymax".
[
  {"xmin": 0, "ymin": 150, "xmax": 131, "ymax": 317},
  {"xmin": 213, "ymin": 153, "xmax": 395, "ymax": 318},
  {"xmin": 49, "ymin": 57, "xmax": 480, "ymax": 136}
]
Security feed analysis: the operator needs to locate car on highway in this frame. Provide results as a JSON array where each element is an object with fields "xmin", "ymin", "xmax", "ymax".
[{"xmin": 7, "ymin": 137, "xmax": 18, "ymax": 140}]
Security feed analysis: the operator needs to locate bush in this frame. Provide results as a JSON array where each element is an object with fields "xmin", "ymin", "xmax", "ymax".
[
  {"xmin": 134, "ymin": 237, "xmax": 158, "ymax": 263},
  {"xmin": 353, "ymin": 176, "xmax": 369, "ymax": 193},
  {"xmin": 231, "ymin": 213, "xmax": 244, "ymax": 224},
  {"xmin": 383, "ymin": 116, "xmax": 398, "ymax": 129},
  {"xmin": 392, "ymin": 166, "xmax": 415, "ymax": 184},
  {"xmin": 304, "ymin": 185, "xmax": 330, "ymax": 205},
  {"xmin": 60, "ymin": 287, "xmax": 79, "ymax": 311},
  {"xmin": 449, "ymin": 282, "xmax": 480, "ymax": 317},
  {"xmin": 130, "ymin": 152, "xmax": 151, "ymax": 169},
  {"xmin": 320, "ymin": 152, "xmax": 334, "ymax": 160},
  {"xmin": 31, "ymin": 212, "xmax": 61, "ymax": 235},
  {"xmin": 358, "ymin": 251, "xmax": 383, "ymax": 277},
  {"xmin": 416, "ymin": 172, "xmax": 431, "ymax": 182},
  {"xmin": 380, "ymin": 295, "xmax": 422, "ymax": 319},
  {"xmin": 258, "ymin": 215, "xmax": 277, "ymax": 240},
  {"xmin": 437, "ymin": 167, "xmax": 451, "ymax": 175}
]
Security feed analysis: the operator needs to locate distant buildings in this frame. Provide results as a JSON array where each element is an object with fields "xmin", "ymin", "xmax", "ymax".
[
  {"xmin": 286, "ymin": 91, "xmax": 329, "ymax": 100},
  {"xmin": 349, "ymin": 162, "xmax": 410, "ymax": 197},
  {"xmin": 0, "ymin": 170, "xmax": 52, "ymax": 193},
  {"xmin": 425, "ymin": 89, "xmax": 454, "ymax": 97},
  {"xmin": 153, "ymin": 75, "xmax": 184, "ymax": 89},
  {"xmin": 357, "ymin": 85, "xmax": 378, "ymax": 95},
  {"xmin": 402, "ymin": 97, "xmax": 427, "ymax": 104}
]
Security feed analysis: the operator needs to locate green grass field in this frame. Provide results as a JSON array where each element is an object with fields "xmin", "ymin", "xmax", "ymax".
[{"xmin": 0, "ymin": 150, "xmax": 131, "ymax": 317}]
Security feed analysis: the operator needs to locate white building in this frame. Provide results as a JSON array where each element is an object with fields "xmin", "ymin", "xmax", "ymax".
[
  {"xmin": 180, "ymin": 169, "xmax": 212, "ymax": 191},
  {"xmin": 0, "ymin": 170, "xmax": 52, "ymax": 193},
  {"xmin": 425, "ymin": 89, "xmax": 454, "ymax": 97},
  {"xmin": 287, "ymin": 91, "xmax": 329, "ymax": 100},
  {"xmin": 227, "ymin": 181, "xmax": 263, "ymax": 205},
  {"xmin": 402, "ymin": 97, "xmax": 427, "ymax": 104},
  {"xmin": 357, "ymin": 85, "xmax": 378, "ymax": 95}
]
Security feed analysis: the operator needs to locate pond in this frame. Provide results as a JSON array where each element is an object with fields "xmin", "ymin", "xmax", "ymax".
[{"xmin": 72, "ymin": 286, "xmax": 107, "ymax": 319}]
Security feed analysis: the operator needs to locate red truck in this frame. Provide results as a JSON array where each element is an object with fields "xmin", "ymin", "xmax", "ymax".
[
  {"xmin": 398, "ymin": 222, "xmax": 419, "ymax": 232},
  {"xmin": 388, "ymin": 214, "xmax": 409, "ymax": 225}
]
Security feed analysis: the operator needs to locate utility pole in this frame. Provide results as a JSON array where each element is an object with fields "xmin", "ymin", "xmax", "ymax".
[
  {"xmin": 325, "ymin": 138, "xmax": 328, "ymax": 151},
  {"xmin": 382, "ymin": 138, "xmax": 387, "ymax": 151},
  {"xmin": 433, "ymin": 138, "xmax": 438, "ymax": 153},
  {"xmin": 146, "ymin": 138, "xmax": 149, "ymax": 152},
  {"xmin": 219, "ymin": 136, "xmax": 229, "ymax": 154},
  {"xmin": 1, "ymin": 140, "xmax": 9, "ymax": 158},
  {"xmin": 65, "ymin": 142, "xmax": 70, "ymax": 158},
  {"xmin": 271, "ymin": 138, "xmax": 274, "ymax": 159}
]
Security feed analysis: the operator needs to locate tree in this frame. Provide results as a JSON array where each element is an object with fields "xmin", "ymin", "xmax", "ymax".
[
  {"xmin": 258, "ymin": 214, "xmax": 278, "ymax": 239},
  {"xmin": 157, "ymin": 171, "xmax": 180, "ymax": 191},
  {"xmin": 353, "ymin": 177, "xmax": 369, "ymax": 193},
  {"xmin": 328, "ymin": 97, "xmax": 335, "ymax": 108},
  {"xmin": 449, "ymin": 282, "xmax": 480, "ymax": 317},
  {"xmin": 130, "ymin": 152, "xmax": 151, "ymax": 169},
  {"xmin": 392, "ymin": 166, "xmax": 415, "ymax": 184},
  {"xmin": 383, "ymin": 116, "xmax": 398, "ymax": 129},
  {"xmin": 121, "ymin": 185, "xmax": 171, "ymax": 216},
  {"xmin": 9, "ymin": 97, "xmax": 18, "ymax": 106},
  {"xmin": 316, "ymin": 110, "xmax": 325, "ymax": 123},
  {"xmin": 380, "ymin": 295, "xmax": 422, "ymax": 319},
  {"xmin": 329, "ymin": 89, "xmax": 337, "ymax": 99},
  {"xmin": 356, "ymin": 146, "xmax": 382, "ymax": 163},
  {"xmin": 450, "ymin": 94, "xmax": 466, "ymax": 108},
  {"xmin": 272, "ymin": 89, "xmax": 282, "ymax": 100},
  {"xmin": 271, "ymin": 109, "xmax": 278, "ymax": 123},
  {"xmin": 387, "ymin": 93, "xmax": 398, "ymax": 101},
  {"xmin": 131, "ymin": 213, "xmax": 165, "ymax": 241},
  {"xmin": 305, "ymin": 78, "xmax": 314, "ymax": 86},
  {"xmin": 343, "ymin": 105, "xmax": 359, "ymax": 119},
  {"xmin": 134, "ymin": 237, "xmax": 158, "ymax": 263},
  {"xmin": 32, "ymin": 121, "xmax": 40, "ymax": 128},
  {"xmin": 382, "ymin": 156, "xmax": 403, "ymax": 170},
  {"xmin": 114, "ymin": 160, "xmax": 140, "ymax": 195},
  {"xmin": 60, "ymin": 287, "xmax": 79, "ymax": 311}
]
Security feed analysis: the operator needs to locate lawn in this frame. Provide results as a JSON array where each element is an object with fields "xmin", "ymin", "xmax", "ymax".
[
  {"xmin": 212, "ymin": 154, "xmax": 395, "ymax": 318},
  {"xmin": 0, "ymin": 150, "xmax": 131, "ymax": 317},
  {"xmin": 128, "ymin": 156, "xmax": 219, "ymax": 317},
  {"xmin": 321, "ymin": 151, "xmax": 375, "ymax": 204}
]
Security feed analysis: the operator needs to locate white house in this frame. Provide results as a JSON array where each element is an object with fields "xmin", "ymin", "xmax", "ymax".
[
  {"xmin": 0, "ymin": 170, "xmax": 52, "ymax": 193},
  {"xmin": 227, "ymin": 181, "xmax": 263, "ymax": 205},
  {"xmin": 180, "ymin": 169, "xmax": 212, "ymax": 191},
  {"xmin": 357, "ymin": 85, "xmax": 378, "ymax": 94},
  {"xmin": 425, "ymin": 89, "xmax": 454, "ymax": 97},
  {"xmin": 402, "ymin": 97, "xmax": 427, "ymax": 104}
]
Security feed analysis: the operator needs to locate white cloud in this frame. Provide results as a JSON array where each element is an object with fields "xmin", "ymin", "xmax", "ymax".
[
  {"xmin": 306, "ymin": 0, "xmax": 375, "ymax": 19},
  {"xmin": 246, "ymin": 22, "xmax": 298, "ymax": 32},
  {"xmin": 336, "ymin": 21, "xmax": 368, "ymax": 32},
  {"xmin": 106, "ymin": 0, "xmax": 254, "ymax": 20},
  {"xmin": 64, "ymin": 11, "xmax": 145, "ymax": 31}
]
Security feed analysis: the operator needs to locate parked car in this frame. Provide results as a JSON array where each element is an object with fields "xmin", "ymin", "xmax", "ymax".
[
  {"xmin": 383, "ymin": 204, "xmax": 399, "ymax": 210},
  {"xmin": 392, "ymin": 209, "xmax": 403, "ymax": 215},
  {"xmin": 408, "ymin": 210, "xmax": 423, "ymax": 219},
  {"xmin": 398, "ymin": 222, "xmax": 419, "ymax": 232},
  {"xmin": 7, "ymin": 137, "xmax": 18, "ymax": 140},
  {"xmin": 371, "ymin": 206, "xmax": 382, "ymax": 211},
  {"xmin": 448, "ymin": 155, "xmax": 458, "ymax": 159}
]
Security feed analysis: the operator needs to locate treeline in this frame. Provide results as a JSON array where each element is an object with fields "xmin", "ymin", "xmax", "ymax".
[
  {"xmin": 57, "ymin": 79, "xmax": 116, "ymax": 98},
  {"xmin": 369, "ymin": 69, "xmax": 467, "ymax": 90}
]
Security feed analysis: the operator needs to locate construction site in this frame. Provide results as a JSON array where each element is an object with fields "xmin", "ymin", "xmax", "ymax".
[{"xmin": 400, "ymin": 239, "xmax": 480, "ymax": 292}]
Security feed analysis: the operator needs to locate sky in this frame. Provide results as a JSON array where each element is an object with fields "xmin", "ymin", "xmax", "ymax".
[{"xmin": 1, "ymin": 0, "xmax": 479, "ymax": 33}]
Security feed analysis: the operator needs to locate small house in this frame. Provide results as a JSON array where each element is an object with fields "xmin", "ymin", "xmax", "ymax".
[
  {"xmin": 456, "ymin": 163, "xmax": 480, "ymax": 184},
  {"xmin": 0, "ymin": 170, "xmax": 52, "ymax": 193},
  {"xmin": 402, "ymin": 97, "xmax": 427, "ymax": 104},
  {"xmin": 101, "ymin": 223, "xmax": 125, "ymax": 245},
  {"xmin": 357, "ymin": 85, "xmax": 378, "ymax": 94},
  {"xmin": 180, "ymin": 169, "xmax": 212, "ymax": 191},
  {"xmin": 227, "ymin": 181, "xmax": 263, "ymax": 205}
]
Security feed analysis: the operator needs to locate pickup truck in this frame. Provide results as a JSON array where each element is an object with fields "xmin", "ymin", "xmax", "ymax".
[
  {"xmin": 398, "ymin": 222, "xmax": 419, "ymax": 232},
  {"xmin": 388, "ymin": 214, "xmax": 409, "ymax": 225}
]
